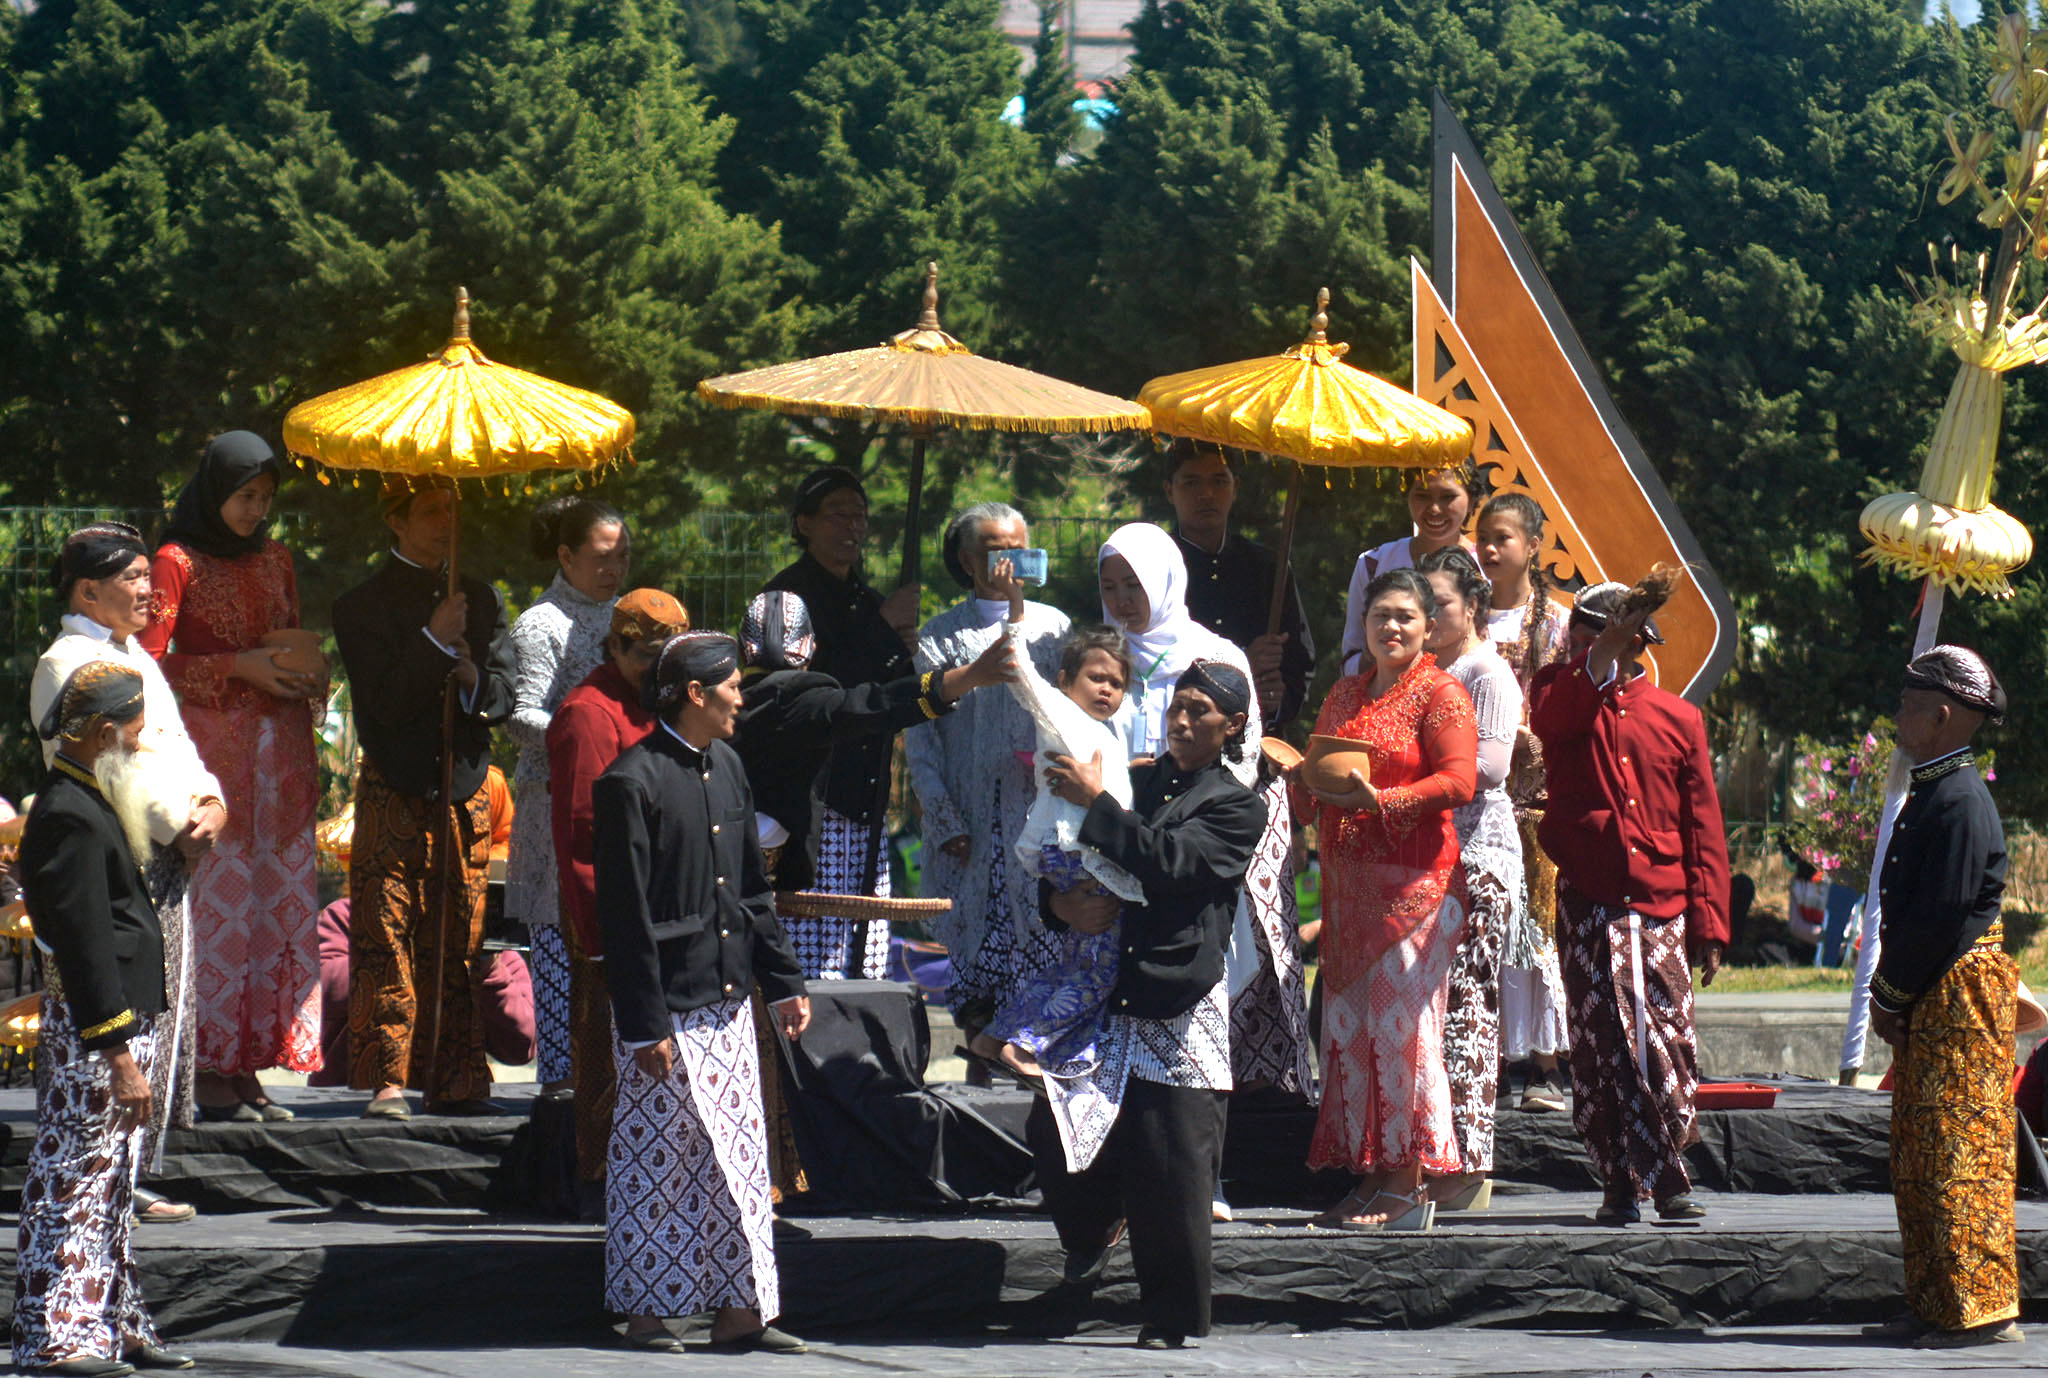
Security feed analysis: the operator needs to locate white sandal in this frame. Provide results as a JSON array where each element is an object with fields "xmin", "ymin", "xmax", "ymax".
[{"xmin": 1328, "ymin": 1189, "xmax": 1436, "ymax": 1232}]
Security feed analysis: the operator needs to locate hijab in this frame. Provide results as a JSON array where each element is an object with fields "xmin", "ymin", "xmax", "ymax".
[
  {"xmin": 1099, "ymin": 522, "xmax": 1233, "ymax": 755},
  {"xmin": 164, "ymin": 431, "xmax": 282, "ymax": 560}
]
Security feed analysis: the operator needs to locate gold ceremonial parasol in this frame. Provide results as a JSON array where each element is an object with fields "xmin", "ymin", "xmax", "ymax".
[
  {"xmin": 698, "ymin": 262, "xmax": 1151, "ymax": 584},
  {"xmin": 284, "ymin": 287, "xmax": 634, "ymax": 1096},
  {"xmin": 1139, "ymin": 289, "xmax": 1474, "ymax": 634},
  {"xmin": 284, "ymin": 288, "xmax": 635, "ymax": 487}
]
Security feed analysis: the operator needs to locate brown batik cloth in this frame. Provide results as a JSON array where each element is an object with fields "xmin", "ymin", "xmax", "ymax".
[
  {"xmin": 1229, "ymin": 775, "xmax": 1315, "ymax": 1098},
  {"xmin": 1444, "ymin": 873, "xmax": 1507, "ymax": 1173},
  {"xmin": 1892, "ymin": 944, "xmax": 2020, "ymax": 1332},
  {"xmin": 752, "ymin": 990, "xmax": 807, "ymax": 1202},
  {"xmin": 346, "ymin": 761, "xmax": 492, "ymax": 1102},
  {"xmin": 12, "ymin": 1001, "xmax": 161, "ymax": 1368},
  {"xmin": 142, "ymin": 847, "xmax": 195, "ymax": 1151},
  {"xmin": 1558, "ymin": 886, "xmax": 1699, "ymax": 1202},
  {"xmin": 562, "ymin": 916, "xmax": 616, "ymax": 1183}
]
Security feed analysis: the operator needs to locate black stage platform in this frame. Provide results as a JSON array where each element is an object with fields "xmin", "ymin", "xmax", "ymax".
[
  {"xmin": 11, "ymin": 1194, "xmax": 2043, "ymax": 1345},
  {"xmin": 0, "ymin": 1079, "xmax": 2030, "ymax": 1341},
  {"xmin": 0, "ymin": 1078, "xmax": 1897, "ymax": 1213}
]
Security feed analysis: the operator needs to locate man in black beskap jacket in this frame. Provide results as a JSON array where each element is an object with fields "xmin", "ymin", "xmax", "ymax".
[
  {"xmin": 13, "ymin": 661, "xmax": 193, "ymax": 1373},
  {"xmin": 331, "ymin": 477, "xmax": 516, "ymax": 1117},
  {"xmin": 593, "ymin": 633, "xmax": 811, "ymax": 1356},
  {"xmin": 731, "ymin": 590, "xmax": 1012, "ymax": 892},
  {"xmin": 1036, "ymin": 660, "xmax": 1266, "ymax": 1351}
]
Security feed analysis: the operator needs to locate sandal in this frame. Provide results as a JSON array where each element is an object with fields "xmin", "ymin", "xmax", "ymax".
[{"xmin": 1327, "ymin": 1190, "xmax": 1436, "ymax": 1233}]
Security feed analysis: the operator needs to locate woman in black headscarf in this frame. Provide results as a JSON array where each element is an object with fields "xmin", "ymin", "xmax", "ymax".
[{"xmin": 140, "ymin": 431, "xmax": 325, "ymax": 1121}]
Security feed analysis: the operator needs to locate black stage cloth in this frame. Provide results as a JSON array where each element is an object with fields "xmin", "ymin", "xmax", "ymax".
[
  {"xmin": 0, "ymin": 1075, "xmax": 1899, "ymax": 1215},
  {"xmin": 8, "ymin": 1194, "xmax": 2045, "ymax": 1345}
]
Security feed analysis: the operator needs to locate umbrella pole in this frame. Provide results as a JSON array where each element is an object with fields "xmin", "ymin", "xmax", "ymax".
[
  {"xmin": 424, "ymin": 490, "xmax": 462, "ymax": 1105},
  {"xmin": 901, "ymin": 430, "xmax": 928, "ymax": 587},
  {"xmin": 1265, "ymin": 460, "xmax": 1304, "ymax": 638}
]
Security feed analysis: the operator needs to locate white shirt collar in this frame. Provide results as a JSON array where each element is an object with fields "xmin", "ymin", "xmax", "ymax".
[
  {"xmin": 1913, "ymin": 745, "xmax": 1972, "ymax": 773},
  {"xmin": 658, "ymin": 719, "xmax": 716, "ymax": 755},
  {"xmin": 60, "ymin": 612, "xmax": 119, "ymax": 645}
]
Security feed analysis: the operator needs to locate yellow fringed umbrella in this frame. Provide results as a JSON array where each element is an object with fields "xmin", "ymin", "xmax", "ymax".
[
  {"xmin": 699, "ymin": 262, "xmax": 1150, "ymax": 583},
  {"xmin": 284, "ymin": 287, "xmax": 635, "ymax": 487},
  {"xmin": 282, "ymin": 287, "xmax": 633, "ymax": 1095},
  {"xmin": 1139, "ymin": 289, "xmax": 1474, "ymax": 633}
]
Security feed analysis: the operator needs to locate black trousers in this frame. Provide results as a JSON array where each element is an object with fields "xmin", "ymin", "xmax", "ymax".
[{"xmin": 1027, "ymin": 1077, "xmax": 1227, "ymax": 1338}]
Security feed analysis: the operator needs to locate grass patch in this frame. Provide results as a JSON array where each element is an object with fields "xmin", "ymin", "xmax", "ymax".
[{"xmin": 1703, "ymin": 965, "xmax": 1859, "ymax": 994}]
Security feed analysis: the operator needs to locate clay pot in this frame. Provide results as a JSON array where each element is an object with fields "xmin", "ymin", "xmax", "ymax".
[
  {"xmin": 261, "ymin": 628, "xmax": 328, "ymax": 678},
  {"xmin": 1302, "ymin": 734, "xmax": 1373, "ymax": 796},
  {"xmin": 1259, "ymin": 737, "xmax": 1303, "ymax": 772}
]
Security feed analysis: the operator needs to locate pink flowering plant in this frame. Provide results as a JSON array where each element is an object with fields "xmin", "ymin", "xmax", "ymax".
[
  {"xmin": 1778, "ymin": 723, "xmax": 1895, "ymax": 893},
  {"xmin": 1778, "ymin": 719, "xmax": 1997, "ymax": 892}
]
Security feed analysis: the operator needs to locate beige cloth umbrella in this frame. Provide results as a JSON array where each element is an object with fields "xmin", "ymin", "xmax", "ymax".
[{"xmin": 699, "ymin": 263, "xmax": 1150, "ymax": 583}]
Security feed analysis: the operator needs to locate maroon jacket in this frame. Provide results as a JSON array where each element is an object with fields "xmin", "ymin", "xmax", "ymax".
[
  {"xmin": 1529, "ymin": 653, "xmax": 1731, "ymax": 944},
  {"xmin": 547, "ymin": 661, "xmax": 655, "ymax": 957}
]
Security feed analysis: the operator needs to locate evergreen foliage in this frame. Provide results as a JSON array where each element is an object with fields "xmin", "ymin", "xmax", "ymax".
[{"xmin": 5, "ymin": 0, "xmax": 2048, "ymax": 815}]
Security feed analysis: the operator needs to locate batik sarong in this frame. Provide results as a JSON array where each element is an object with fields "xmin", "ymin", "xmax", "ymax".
[
  {"xmin": 787, "ymin": 809, "xmax": 890, "ymax": 980},
  {"xmin": 946, "ymin": 795, "xmax": 1062, "ymax": 1027},
  {"xmin": 1558, "ymin": 887, "xmax": 1698, "ymax": 1201},
  {"xmin": 346, "ymin": 762, "xmax": 492, "ymax": 1103},
  {"xmin": 563, "ymin": 917, "xmax": 615, "ymax": 1183},
  {"xmin": 606, "ymin": 997, "xmax": 779, "ymax": 1319},
  {"xmin": 1309, "ymin": 891, "xmax": 1466, "ymax": 1176},
  {"xmin": 1501, "ymin": 809, "xmax": 1569, "ymax": 1058},
  {"xmin": 141, "ymin": 848, "xmax": 194, "ymax": 1157},
  {"xmin": 1444, "ymin": 875, "xmax": 1506, "ymax": 1173},
  {"xmin": 986, "ymin": 846, "xmax": 1119, "ymax": 1071},
  {"xmin": 751, "ymin": 991, "xmax": 806, "ymax": 1202},
  {"xmin": 12, "ymin": 1002, "xmax": 161, "ymax": 1368},
  {"xmin": 530, "ymin": 922, "xmax": 572, "ymax": 1085},
  {"xmin": 1892, "ymin": 944, "xmax": 2019, "ymax": 1333},
  {"xmin": 1228, "ymin": 775, "xmax": 1315, "ymax": 1098},
  {"xmin": 1045, "ymin": 979, "xmax": 1233, "ymax": 1173}
]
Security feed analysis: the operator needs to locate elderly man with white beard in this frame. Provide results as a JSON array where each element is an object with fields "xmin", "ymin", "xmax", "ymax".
[
  {"xmin": 28, "ymin": 523, "xmax": 223, "ymax": 1222},
  {"xmin": 13, "ymin": 661, "xmax": 196, "ymax": 1377}
]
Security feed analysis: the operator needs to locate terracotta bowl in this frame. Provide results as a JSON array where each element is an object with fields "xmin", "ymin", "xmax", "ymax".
[
  {"xmin": 1302, "ymin": 734, "xmax": 1373, "ymax": 796},
  {"xmin": 261, "ymin": 628, "xmax": 328, "ymax": 677},
  {"xmin": 1259, "ymin": 737, "xmax": 1304, "ymax": 772}
]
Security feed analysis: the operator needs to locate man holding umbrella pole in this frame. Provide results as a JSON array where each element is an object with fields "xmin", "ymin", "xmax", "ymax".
[{"xmin": 332, "ymin": 477, "xmax": 517, "ymax": 1118}]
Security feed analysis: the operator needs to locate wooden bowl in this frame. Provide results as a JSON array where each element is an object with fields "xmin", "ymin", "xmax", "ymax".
[
  {"xmin": 1302, "ymin": 734, "xmax": 1373, "ymax": 796},
  {"xmin": 261, "ymin": 628, "xmax": 328, "ymax": 677}
]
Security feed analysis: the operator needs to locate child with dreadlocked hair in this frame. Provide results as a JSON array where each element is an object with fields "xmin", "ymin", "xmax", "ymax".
[{"xmin": 1474, "ymin": 492, "xmax": 1572, "ymax": 1110}]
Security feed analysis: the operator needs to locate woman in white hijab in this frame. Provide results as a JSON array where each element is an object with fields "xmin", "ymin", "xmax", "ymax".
[
  {"xmin": 1096, "ymin": 524, "xmax": 1262, "ymax": 785},
  {"xmin": 1097, "ymin": 524, "xmax": 1270, "ymax": 1220}
]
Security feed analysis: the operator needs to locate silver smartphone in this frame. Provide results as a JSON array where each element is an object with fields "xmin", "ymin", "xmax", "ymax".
[{"xmin": 989, "ymin": 547, "xmax": 1049, "ymax": 585}]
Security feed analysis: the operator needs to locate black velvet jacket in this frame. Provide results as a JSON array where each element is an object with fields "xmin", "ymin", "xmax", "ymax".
[
  {"xmin": 1872, "ymin": 749, "xmax": 2008, "ymax": 1014},
  {"xmin": 759, "ymin": 554, "xmax": 914, "ymax": 825},
  {"xmin": 333, "ymin": 555, "xmax": 516, "ymax": 802},
  {"xmin": 734, "ymin": 667, "xmax": 953, "ymax": 891},
  {"xmin": 1042, "ymin": 753, "xmax": 1265, "ymax": 1021},
  {"xmin": 593, "ymin": 727, "xmax": 806, "ymax": 1044},
  {"xmin": 1176, "ymin": 530, "xmax": 1315, "ymax": 730},
  {"xmin": 19, "ymin": 759, "xmax": 165, "ymax": 1050}
]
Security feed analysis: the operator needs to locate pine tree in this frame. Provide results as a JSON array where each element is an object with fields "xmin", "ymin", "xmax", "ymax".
[{"xmin": 1020, "ymin": 2, "xmax": 1081, "ymax": 162}]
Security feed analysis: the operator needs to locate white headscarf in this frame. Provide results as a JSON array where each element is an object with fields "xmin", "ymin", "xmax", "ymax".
[{"xmin": 1098, "ymin": 522, "xmax": 1260, "ymax": 772}]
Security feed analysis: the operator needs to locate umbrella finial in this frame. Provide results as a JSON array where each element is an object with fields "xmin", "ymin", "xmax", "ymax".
[
  {"xmin": 453, "ymin": 287, "xmax": 472, "ymax": 342},
  {"xmin": 919, "ymin": 262, "xmax": 941, "ymax": 331},
  {"xmin": 1309, "ymin": 287, "xmax": 1330, "ymax": 345}
]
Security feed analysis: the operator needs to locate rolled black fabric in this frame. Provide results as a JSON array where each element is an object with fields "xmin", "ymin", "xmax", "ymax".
[
  {"xmin": 645, "ymin": 632, "xmax": 742, "ymax": 714},
  {"xmin": 55, "ymin": 522, "xmax": 147, "ymax": 598},
  {"xmin": 1174, "ymin": 659, "xmax": 1251, "ymax": 720},
  {"xmin": 38, "ymin": 660, "xmax": 146, "ymax": 742},
  {"xmin": 1904, "ymin": 644, "xmax": 2008, "ymax": 723},
  {"xmin": 164, "ymin": 430, "xmax": 281, "ymax": 560},
  {"xmin": 741, "ymin": 591, "xmax": 817, "ymax": 673}
]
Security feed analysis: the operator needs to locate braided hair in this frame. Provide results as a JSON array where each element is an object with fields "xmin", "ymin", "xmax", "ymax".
[{"xmin": 1478, "ymin": 492, "xmax": 1552, "ymax": 687}]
